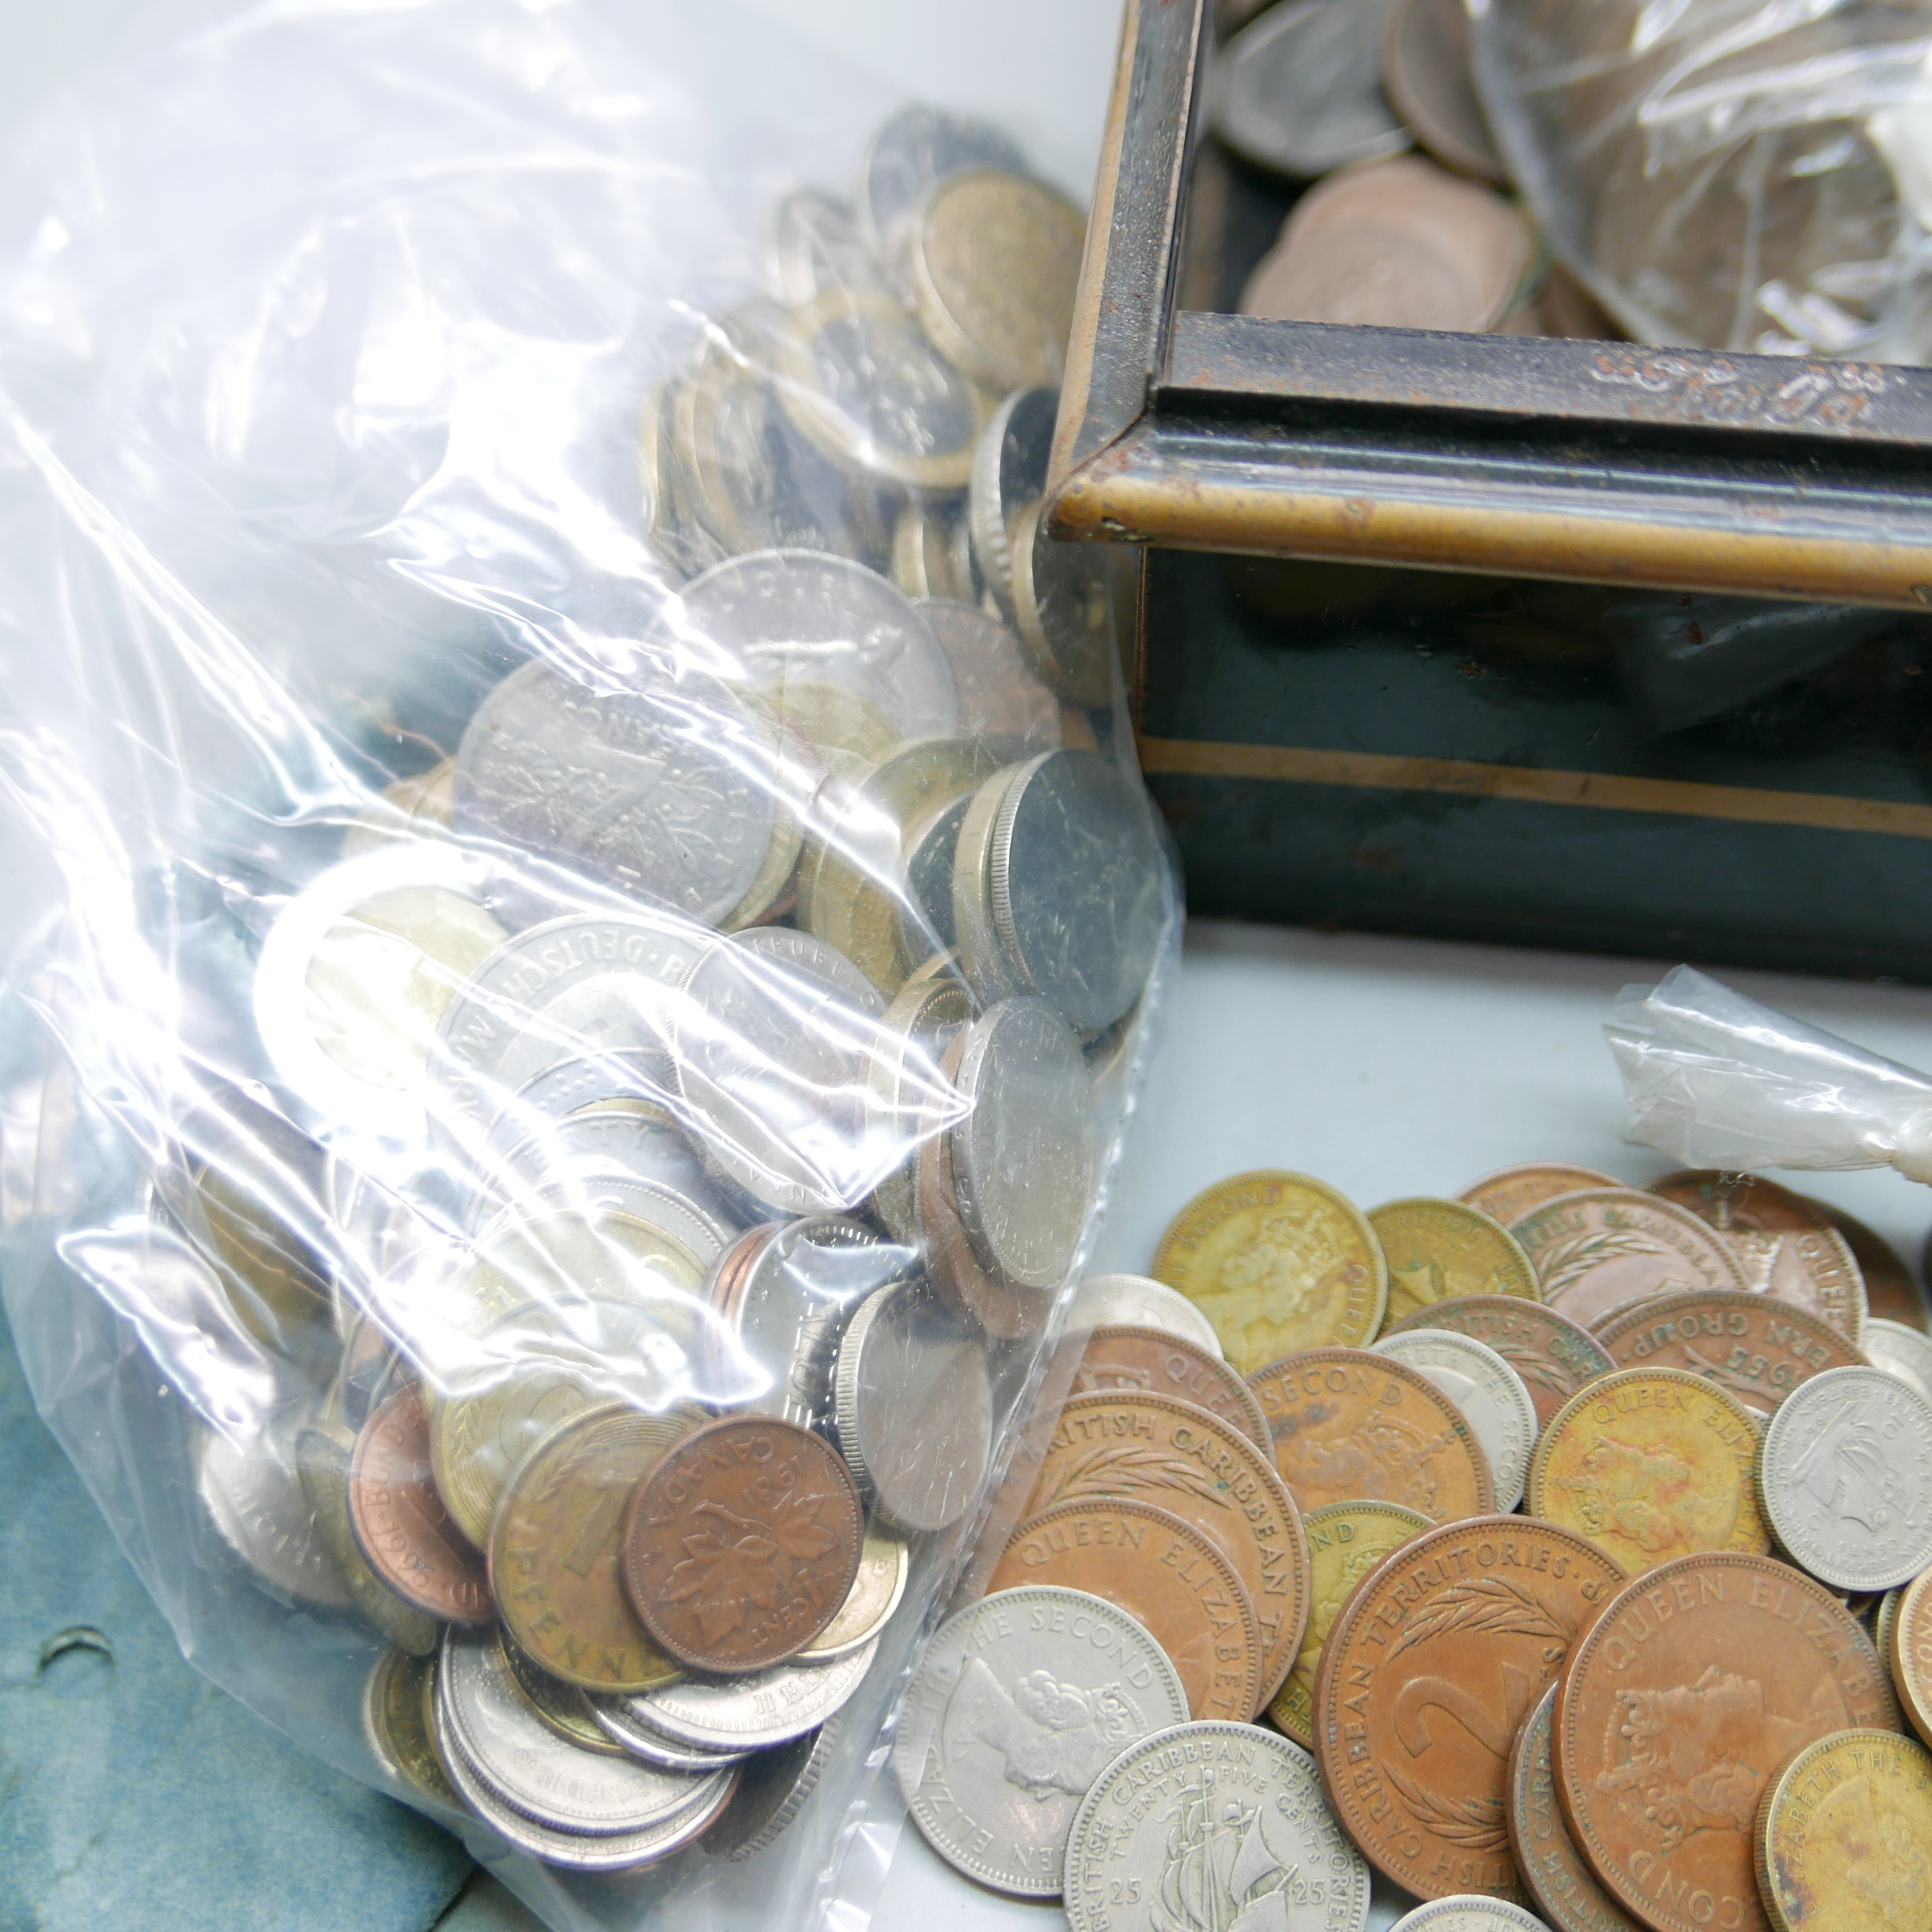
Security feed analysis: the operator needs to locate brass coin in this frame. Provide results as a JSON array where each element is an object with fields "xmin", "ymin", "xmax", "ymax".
[
  {"xmin": 1152, "ymin": 1170, "xmax": 1388, "ymax": 1373},
  {"xmin": 1459, "ymin": 1163, "xmax": 1622, "ymax": 1227},
  {"xmin": 1887, "ymin": 1566, "xmax": 1932, "ymax": 1749},
  {"xmin": 498, "ymin": 1633, "xmax": 625, "ymax": 1758},
  {"xmin": 362, "ymin": 1647, "xmax": 463, "ymax": 1814},
  {"xmin": 1367, "ymin": 1195, "xmax": 1540, "ymax": 1330},
  {"xmin": 800, "ymin": 1527, "xmax": 908, "ymax": 1662}
]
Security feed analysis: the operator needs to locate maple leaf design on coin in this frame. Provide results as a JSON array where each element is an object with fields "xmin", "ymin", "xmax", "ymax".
[
  {"xmin": 1534, "ymin": 1230, "xmax": 1661, "ymax": 1301},
  {"xmin": 1385, "ymin": 1577, "xmax": 1569, "ymax": 1661},
  {"xmin": 1383, "ymin": 1765, "xmax": 1509, "ymax": 1852},
  {"xmin": 663, "ymin": 1493, "xmax": 840, "ymax": 1647}
]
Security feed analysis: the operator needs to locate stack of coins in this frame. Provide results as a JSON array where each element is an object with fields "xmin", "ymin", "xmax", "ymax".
[
  {"xmin": 900, "ymin": 1158, "xmax": 1932, "ymax": 1927},
  {"xmin": 175, "ymin": 102, "xmax": 1172, "ymax": 1877}
]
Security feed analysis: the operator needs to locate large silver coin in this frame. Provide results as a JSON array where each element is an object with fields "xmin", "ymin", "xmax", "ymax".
[
  {"xmin": 967, "ymin": 385, "xmax": 1057, "ymax": 620},
  {"xmin": 197, "ymin": 1424, "xmax": 355, "ymax": 1612},
  {"xmin": 480, "ymin": 1102, "xmax": 717, "ymax": 1227},
  {"xmin": 1212, "ymin": 0, "xmax": 1411, "ymax": 179},
  {"xmin": 1758, "ymin": 1364, "xmax": 1932, "ymax": 1590},
  {"xmin": 1861, "ymin": 1315, "xmax": 1932, "ymax": 1405},
  {"xmin": 858, "ymin": 104, "xmax": 1031, "ymax": 257},
  {"xmin": 1387, "ymin": 1902, "xmax": 1552, "ymax": 1932},
  {"xmin": 949, "ymin": 996, "xmax": 1094, "ymax": 1292},
  {"xmin": 477, "ymin": 1055, "xmax": 678, "ymax": 1163},
  {"xmin": 990, "ymin": 750, "xmax": 1166, "ymax": 1032},
  {"xmin": 1008, "ymin": 499, "xmax": 1116, "ymax": 707},
  {"xmin": 897, "ymin": 1585, "xmax": 1190, "ymax": 1900},
  {"xmin": 912, "ymin": 599, "xmax": 1060, "ymax": 746},
  {"xmin": 1069, "ymin": 1273, "xmax": 1225, "ymax": 1359},
  {"xmin": 582, "ymin": 1694, "xmax": 752, "ymax": 1773},
  {"xmin": 678, "ymin": 549, "xmax": 957, "ymax": 740},
  {"xmin": 453, "ymin": 658, "xmax": 775, "ymax": 927},
  {"xmin": 474, "ymin": 1171, "xmax": 736, "ymax": 1272},
  {"xmin": 703, "ymin": 1717, "xmax": 841, "ymax": 1862},
  {"xmin": 620, "ymin": 1636, "xmax": 877, "ymax": 1752},
  {"xmin": 1063, "ymin": 1720, "xmax": 1371, "ymax": 1932},
  {"xmin": 1372, "ymin": 1328, "xmax": 1539, "ymax": 1515}
]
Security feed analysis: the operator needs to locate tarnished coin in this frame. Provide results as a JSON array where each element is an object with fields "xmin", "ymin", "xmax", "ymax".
[
  {"xmin": 1388, "ymin": 1295, "xmax": 1615, "ymax": 1431},
  {"xmin": 1369, "ymin": 1196, "xmax": 1540, "ymax": 1328},
  {"xmin": 858, "ymin": 104, "xmax": 1032, "ymax": 258},
  {"xmin": 363, "ymin": 1647, "xmax": 465, "ymax": 1816},
  {"xmin": 1510, "ymin": 1189, "xmax": 1749, "ymax": 1328},
  {"xmin": 1526, "ymin": 1368, "xmax": 1768, "ymax": 1577},
  {"xmin": 1373, "ymin": 1330, "xmax": 1539, "ymax": 1515},
  {"xmin": 1555, "ymin": 1552, "xmax": 1900, "ymax": 1932},
  {"xmin": 1863, "ymin": 1314, "xmax": 1932, "ymax": 1402},
  {"xmin": 198, "ymin": 1423, "xmax": 355, "ymax": 1612},
  {"xmin": 1460, "ymin": 1164, "xmax": 1621, "ymax": 1227},
  {"xmin": 890, "ymin": 495, "xmax": 975, "ymax": 604},
  {"xmin": 1026, "ymin": 1389, "xmax": 1310, "ymax": 1703},
  {"xmin": 1268, "ymin": 1498, "xmax": 1431, "ymax": 1750},
  {"xmin": 1827, "ymin": 1203, "xmax": 1925, "ymax": 1330},
  {"xmin": 1007, "ymin": 501, "xmax": 1116, "ymax": 708},
  {"xmin": 991, "ymin": 1500, "xmax": 1264, "ymax": 1723},
  {"xmin": 1072, "ymin": 1325, "xmax": 1272, "ymax": 1452},
  {"xmin": 1063, "ymin": 1719, "xmax": 1372, "ymax": 1932},
  {"xmin": 295, "ymin": 1421, "xmax": 439, "ymax": 1655},
  {"xmin": 1649, "ymin": 1171, "xmax": 1868, "ymax": 1345},
  {"xmin": 1070, "ymin": 1273, "xmax": 1225, "ymax": 1358},
  {"xmin": 766, "ymin": 188, "xmax": 882, "ymax": 307},
  {"xmin": 1506, "ymin": 1684, "xmax": 1639, "ymax": 1932},
  {"xmin": 898, "ymin": 1585, "xmax": 1190, "ymax": 1898},
  {"xmin": 1591, "ymin": 1289, "xmax": 1865, "ymax": 1418},
  {"xmin": 1388, "ymin": 1904, "xmax": 1553, "ymax": 1932},
  {"xmin": 1247, "ymin": 1346, "xmax": 1495, "ymax": 1521},
  {"xmin": 622, "ymin": 1635, "xmax": 877, "ymax": 1753},
  {"xmin": 1380, "ymin": 0, "xmax": 1507, "ymax": 182},
  {"xmin": 620, "ymin": 1414, "xmax": 863, "ymax": 1673},
  {"xmin": 864, "ymin": 969, "xmax": 975, "ymax": 1245},
  {"xmin": 800, "ymin": 1527, "xmax": 908, "ymax": 1662},
  {"xmin": 499, "ymin": 1635, "xmax": 624, "ymax": 1759},
  {"xmin": 702, "ymin": 1717, "xmax": 841, "ymax": 1862},
  {"xmin": 1154, "ymin": 1171, "xmax": 1389, "ymax": 1373},
  {"xmin": 1314, "ymin": 1515, "xmax": 1626, "ymax": 1904},
  {"xmin": 1889, "ymin": 1567, "xmax": 1932, "ymax": 1747},
  {"xmin": 968, "ymin": 386, "xmax": 1057, "ymax": 621},
  {"xmin": 1758, "ymin": 1365, "xmax": 1932, "ymax": 1591},
  {"xmin": 912, "ymin": 600, "xmax": 1060, "ymax": 745}
]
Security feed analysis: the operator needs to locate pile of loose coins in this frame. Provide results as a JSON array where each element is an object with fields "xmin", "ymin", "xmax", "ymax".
[
  {"xmin": 177, "ymin": 104, "xmax": 1170, "ymax": 1876},
  {"xmin": 899, "ymin": 1162, "xmax": 1932, "ymax": 1932}
]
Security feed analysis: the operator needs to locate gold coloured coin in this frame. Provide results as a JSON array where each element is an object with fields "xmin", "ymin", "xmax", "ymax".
[
  {"xmin": 800, "ymin": 1527, "xmax": 909, "ymax": 1661},
  {"xmin": 1152, "ymin": 1170, "xmax": 1388, "ymax": 1373},
  {"xmin": 1367, "ymin": 1195, "xmax": 1540, "ymax": 1330},
  {"xmin": 751, "ymin": 676, "xmax": 898, "ymax": 775},
  {"xmin": 362, "ymin": 1647, "xmax": 463, "ymax": 1814},
  {"xmin": 1888, "ymin": 1566, "xmax": 1932, "ymax": 1748},
  {"xmin": 499, "ymin": 1632, "xmax": 625, "ymax": 1758}
]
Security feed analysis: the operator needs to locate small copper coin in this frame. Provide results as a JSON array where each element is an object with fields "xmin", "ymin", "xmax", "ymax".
[
  {"xmin": 1247, "ymin": 1346, "xmax": 1494, "ymax": 1522},
  {"xmin": 1511, "ymin": 1189, "xmax": 1749, "ymax": 1329},
  {"xmin": 348, "ymin": 1386, "xmax": 492, "ymax": 1625},
  {"xmin": 1070, "ymin": 1324, "xmax": 1273, "ymax": 1451},
  {"xmin": 990, "ymin": 1499, "xmax": 1265, "ymax": 1723},
  {"xmin": 1887, "ymin": 1565, "xmax": 1932, "ymax": 1748},
  {"xmin": 1506, "ymin": 1683, "xmax": 1638, "ymax": 1932},
  {"xmin": 1387, "ymin": 1295, "xmax": 1615, "ymax": 1431},
  {"xmin": 621, "ymin": 1415, "xmax": 863, "ymax": 1675},
  {"xmin": 1555, "ymin": 1551, "xmax": 1902, "ymax": 1932},
  {"xmin": 1461, "ymin": 1164, "xmax": 1622, "ymax": 1228},
  {"xmin": 1314, "ymin": 1514, "xmax": 1626, "ymax": 1904},
  {"xmin": 1590, "ymin": 1289, "xmax": 1864, "ymax": 1416}
]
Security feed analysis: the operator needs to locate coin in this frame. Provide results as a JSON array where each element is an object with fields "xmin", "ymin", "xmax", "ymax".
[
  {"xmin": 1649, "ymin": 1171, "xmax": 1867, "ymax": 1344},
  {"xmin": 991, "ymin": 1499, "xmax": 1265, "ymax": 1723},
  {"xmin": 342, "ymin": 756, "xmax": 458, "ymax": 859},
  {"xmin": 1758, "ymin": 1365, "xmax": 1932, "ymax": 1591},
  {"xmin": 1314, "ymin": 1515, "xmax": 1626, "ymax": 1903},
  {"xmin": 347, "ymin": 1385, "xmax": 492, "ymax": 1624},
  {"xmin": 1506, "ymin": 1683, "xmax": 1639, "ymax": 1932},
  {"xmin": 1863, "ymin": 1314, "xmax": 1932, "ymax": 1402},
  {"xmin": 1370, "ymin": 1197, "xmax": 1540, "ymax": 1328},
  {"xmin": 620, "ymin": 1414, "xmax": 863, "ymax": 1673},
  {"xmin": 1526, "ymin": 1367, "xmax": 1768, "ymax": 1576},
  {"xmin": 1156, "ymin": 1172, "xmax": 1389, "ymax": 1373},
  {"xmin": 1379, "ymin": 0, "xmax": 1507, "ymax": 183},
  {"xmin": 1007, "ymin": 500, "xmax": 1117, "ymax": 707},
  {"xmin": 482, "ymin": 1100, "xmax": 716, "ymax": 1220},
  {"xmin": 1247, "ymin": 1346, "xmax": 1495, "ymax": 1521},
  {"xmin": 967, "ymin": 386, "xmax": 1057, "ymax": 620},
  {"xmin": 800, "ymin": 1527, "xmax": 907, "ymax": 1662},
  {"xmin": 1072, "ymin": 1325, "xmax": 1272, "ymax": 1452},
  {"xmin": 1388, "ymin": 1295, "xmax": 1615, "ymax": 1431},
  {"xmin": 198, "ymin": 1422, "xmax": 355, "ymax": 1612},
  {"xmin": 498, "ymin": 1634, "xmax": 624, "ymax": 1758},
  {"xmin": 1373, "ymin": 1330, "xmax": 1539, "ymax": 1515},
  {"xmin": 857, "ymin": 104, "xmax": 1031, "ymax": 258},
  {"xmin": 1510, "ymin": 1189, "xmax": 1749, "ymax": 1329},
  {"xmin": 1070, "ymin": 1273, "xmax": 1226, "ymax": 1358},
  {"xmin": 702, "ymin": 1716, "xmax": 842, "ymax": 1862},
  {"xmin": 950, "ymin": 761, "xmax": 1029, "ymax": 1003},
  {"xmin": 831, "ymin": 1274, "xmax": 992, "ymax": 1534},
  {"xmin": 890, "ymin": 496, "xmax": 975, "ymax": 605},
  {"xmin": 864, "ymin": 969, "xmax": 975, "ymax": 1245},
  {"xmin": 363, "ymin": 1647, "xmax": 465, "ymax": 1816},
  {"xmin": 622, "ymin": 1635, "xmax": 877, "ymax": 1752},
  {"xmin": 1555, "ymin": 1551, "xmax": 1901, "ymax": 1932},
  {"xmin": 1063, "ymin": 1718, "xmax": 1372, "ymax": 1932},
  {"xmin": 1026, "ymin": 1389, "xmax": 1310, "ymax": 1703},
  {"xmin": 297, "ymin": 1422, "xmax": 440, "ymax": 1654},
  {"xmin": 1459, "ymin": 1164, "xmax": 1622, "ymax": 1227},
  {"xmin": 583, "ymin": 1692, "xmax": 752, "ymax": 1772},
  {"xmin": 1388, "ymin": 1904, "xmax": 1553, "ymax": 1932},
  {"xmin": 1825, "ymin": 1202, "xmax": 1924, "ymax": 1330},
  {"xmin": 898, "ymin": 1584, "xmax": 1191, "ymax": 1898},
  {"xmin": 766, "ymin": 187, "xmax": 881, "ymax": 306},
  {"xmin": 912, "ymin": 599, "xmax": 1060, "ymax": 745},
  {"xmin": 1888, "ymin": 1567, "xmax": 1932, "ymax": 1747},
  {"xmin": 1268, "ymin": 1498, "xmax": 1432, "ymax": 1749}
]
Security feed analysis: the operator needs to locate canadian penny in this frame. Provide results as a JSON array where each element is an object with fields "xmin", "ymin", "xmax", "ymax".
[
  {"xmin": 1026, "ymin": 1390, "xmax": 1310, "ymax": 1705},
  {"xmin": 1247, "ymin": 1346, "xmax": 1494, "ymax": 1523},
  {"xmin": 1526, "ymin": 1368, "xmax": 1769, "ymax": 1577},
  {"xmin": 1886, "ymin": 1567, "xmax": 1932, "ymax": 1747},
  {"xmin": 1388, "ymin": 1295, "xmax": 1616, "ymax": 1431},
  {"xmin": 1314, "ymin": 1515, "xmax": 1626, "ymax": 1904},
  {"xmin": 1268, "ymin": 1499, "xmax": 1432, "ymax": 1750},
  {"xmin": 1460, "ymin": 1164, "xmax": 1621, "ymax": 1227},
  {"xmin": 348, "ymin": 1385, "xmax": 492, "ymax": 1625},
  {"xmin": 1071, "ymin": 1325, "xmax": 1272, "ymax": 1452},
  {"xmin": 1506, "ymin": 1683, "xmax": 1639, "ymax": 1932},
  {"xmin": 1510, "ymin": 1189, "xmax": 1749, "ymax": 1329},
  {"xmin": 1590, "ymin": 1289, "xmax": 1864, "ymax": 1417},
  {"xmin": 991, "ymin": 1499, "xmax": 1264, "ymax": 1723},
  {"xmin": 1152, "ymin": 1170, "xmax": 1388, "ymax": 1374},
  {"xmin": 1556, "ymin": 1552, "xmax": 1901, "ymax": 1932},
  {"xmin": 1367, "ymin": 1196, "xmax": 1540, "ymax": 1329}
]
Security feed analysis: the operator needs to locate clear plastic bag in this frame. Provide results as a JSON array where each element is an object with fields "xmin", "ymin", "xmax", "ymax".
[
  {"xmin": 0, "ymin": 4, "xmax": 1178, "ymax": 1927},
  {"xmin": 1470, "ymin": 0, "xmax": 1932, "ymax": 359}
]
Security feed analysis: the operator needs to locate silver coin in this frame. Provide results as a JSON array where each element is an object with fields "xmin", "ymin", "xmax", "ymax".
[
  {"xmin": 900, "ymin": 793, "xmax": 975, "ymax": 964},
  {"xmin": 1008, "ymin": 498, "xmax": 1118, "ymax": 707},
  {"xmin": 703, "ymin": 1716, "xmax": 841, "ymax": 1862},
  {"xmin": 678, "ymin": 549, "xmax": 958, "ymax": 740},
  {"xmin": 949, "ymin": 997, "xmax": 1094, "ymax": 1292},
  {"xmin": 1212, "ymin": 0, "xmax": 1411, "ymax": 179},
  {"xmin": 582, "ymin": 1694, "xmax": 752, "ymax": 1773},
  {"xmin": 452, "ymin": 657, "xmax": 775, "ymax": 928},
  {"xmin": 1387, "ymin": 1901, "xmax": 1552, "ymax": 1932},
  {"xmin": 967, "ymin": 385, "xmax": 1057, "ymax": 620},
  {"xmin": 622, "ymin": 1636, "xmax": 877, "ymax": 1752},
  {"xmin": 1757, "ymin": 1364, "xmax": 1932, "ymax": 1590},
  {"xmin": 197, "ymin": 1424, "xmax": 355, "ymax": 1612},
  {"xmin": 832, "ymin": 1276, "xmax": 992, "ymax": 1534},
  {"xmin": 912, "ymin": 599, "xmax": 1061, "ymax": 745},
  {"xmin": 892, "ymin": 497, "xmax": 976, "ymax": 606},
  {"xmin": 673, "ymin": 926, "xmax": 888, "ymax": 1214},
  {"xmin": 865, "ymin": 964, "xmax": 976, "ymax": 1245},
  {"xmin": 1371, "ymin": 1328, "xmax": 1539, "ymax": 1514},
  {"xmin": 477, "ymin": 1053, "xmax": 675, "ymax": 1163},
  {"xmin": 858, "ymin": 104, "xmax": 1031, "ymax": 258},
  {"xmin": 989, "ymin": 750, "xmax": 1167, "ymax": 1032},
  {"xmin": 480, "ymin": 1102, "xmax": 716, "ymax": 1224},
  {"xmin": 1861, "ymin": 1315, "xmax": 1932, "ymax": 1404},
  {"xmin": 767, "ymin": 189, "xmax": 884, "ymax": 307},
  {"xmin": 474, "ymin": 1171, "xmax": 735, "ymax": 1272},
  {"xmin": 897, "ymin": 1585, "xmax": 1191, "ymax": 1900},
  {"xmin": 1069, "ymin": 1273, "xmax": 1225, "ymax": 1358}
]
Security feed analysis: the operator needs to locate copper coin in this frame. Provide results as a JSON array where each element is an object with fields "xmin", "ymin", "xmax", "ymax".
[
  {"xmin": 1511, "ymin": 1189, "xmax": 1749, "ymax": 1329},
  {"xmin": 1247, "ymin": 1346, "xmax": 1494, "ymax": 1522},
  {"xmin": 348, "ymin": 1386, "xmax": 492, "ymax": 1625},
  {"xmin": 1461, "ymin": 1164, "xmax": 1622, "ymax": 1228},
  {"xmin": 1590, "ymin": 1289, "xmax": 1865, "ymax": 1417},
  {"xmin": 1648, "ymin": 1171, "xmax": 1867, "ymax": 1344},
  {"xmin": 1887, "ymin": 1565, "xmax": 1932, "ymax": 1748},
  {"xmin": 990, "ymin": 1499, "xmax": 1265, "ymax": 1722},
  {"xmin": 1314, "ymin": 1514, "xmax": 1626, "ymax": 1904},
  {"xmin": 1378, "ymin": 0, "xmax": 1507, "ymax": 184},
  {"xmin": 1824, "ymin": 1202, "xmax": 1922, "ymax": 1329},
  {"xmin": 1026, "ymin": 1389, "xmax": 1310, "ymax": 1704},
  {"xmin": 1507, "ymin": 1683, "xmax": 1639, "ymax": 1932},
  {"xmin": 1071, "ymin": 1324, "xmax": 1273, "ymax": 1451},
  {"xmin": 621, "ymin": 1415, "xmax": 863, "ymax": 1675},
  {"xmin": 1388, "ymin": 1295, "xmax": 1616, "ymax": 1431},
  {"xmin": 1555, "ymin": 1551, "xmax": 1901, "ymax": 1932}
]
